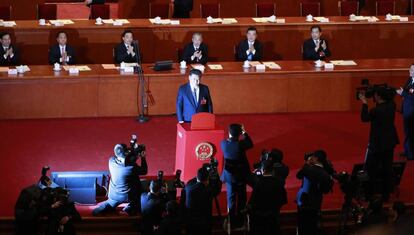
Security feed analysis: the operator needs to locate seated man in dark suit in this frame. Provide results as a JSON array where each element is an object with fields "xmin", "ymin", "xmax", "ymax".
[
  {"xmin": 0, "ymin": 32, "xmax": 19, "ymax": 66},
  {"xmin": 84, "ymin": 0, "xmax": 104, "ymax": 6},
  {"xmin": 172, "ymin": 0, "xmax": 194, "ymax": 18},
  {"xmin": 114, "ymin": 30, "xmax": 138, "ymax": 64},
  {"xmin": 302, "ymin": 25, "xmax": 331, "ymax": 61},
  {"xmin": 236, "ymin": 26, "xmax": 263, "ymax": 61},
  {"xmin": 182, "ymin": 32, "xmax": 208, "ymax": 65},
  {"xmin": 48, "ymin": 31, "xmax": 76, "ymax": 65},
  {"xmin": 176, "ymin": 69, "xmax": 213, "ymax": 123}
]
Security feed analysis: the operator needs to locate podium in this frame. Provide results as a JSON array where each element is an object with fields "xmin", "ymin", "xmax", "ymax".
[{"xmin": 175, "ymin": 113, "xmax": 225, "ymax": 182}]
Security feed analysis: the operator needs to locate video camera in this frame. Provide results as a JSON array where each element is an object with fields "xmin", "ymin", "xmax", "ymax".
[
  {"xmin": 356, "ymin": 79, "xmax": 396, "ymax": 102},
  {"xmin": 125, "ymin": 134, "xmax": 146, "ymax": 163},
  {"xmin": 155, "ymin": 169, "xmax": 185, "ymax": 201},
  {"xmin": 202, "ymin": 156, "xmax": 222, "ymax": 197}
]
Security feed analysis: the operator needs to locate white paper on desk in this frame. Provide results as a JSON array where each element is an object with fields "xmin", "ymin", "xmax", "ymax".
[
  {"xmin": 276, "ymin": 19, "xmax": 285, "ymax": 23},
  {"xmin": 102, "ymin": 64, "xmax": 118, "ymax": 69},
  {"xmin": 115, "ymin": 19, "xmax": 130, "ymax": 24},
  {"xmin": 102, "ymin": 19, "xmax": 115, "ymax": 24},
  {"xmin": 249, "ymin": 61, "xmax": 261, "ymax": 67},
  {"xmin": 391, "ymin": 15, "xmax": 401, "ymax": 20},
  {"xmin": 222, "ymin": 18, "xmax": 237, "ymax": 24},
  {"xmin": 314, "ymin": 17, "xmax": 329, "ymax": 22},
  {"xmin": 170, "ymin": 20, "xmax": 180, "ymax": 25},
  {"xmin": 330, "ymin": 60, "xmax": 357, "ymax": 66},
  {"xmin": 3, "ymin": 21, "xmax": 16, "ymax": 27},
  {"xmin": 123, "ymin": 63, "xmax": 138, "ymax": 67},
  {"xmin": 15, "ymin": 65, "xmax": 30, "ymax": 72},
  {"xmin": 211, "ymin": 18, "xmax": 223, "ymax": 23},
  {"xmin": 207, "ymin": 64, "xmax": 223, "ymax": 70},
  {"xmin": 252, "ymin": 18, "xmax": 268, "ymax": 23},
  {"xmin": 262, "ymin": 62, "xmax": 281, "ymax": 69},
  {"xmin": 0, "ymin": 67, "xmax": 9, "ymax": 72},
  {"xmin": 63, "ymin": 65, "xmax": 91, "ymax": 71},
  {"xmin": 50, "ymin": 19, "xmax": 74, "ymax": 25}
]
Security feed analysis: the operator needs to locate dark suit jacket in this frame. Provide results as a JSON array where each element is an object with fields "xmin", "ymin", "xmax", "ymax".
[
  {"xmin": 401, "ymin": 77, "xmax": 414, "ymax": 117},
  {"xmin": 237, "ymin": 39, "xmax": 263, "ymax": 61},
  {"xmin": 176, "ymin": 83, "xmax": 213, "ymax": 122},
  {"xmin": 114, "ymin": 42, "xmax": 138, "ymax": 64},
  {"xmin": 182, "ymin": 178, "xmax": 213, "ymax": 220},
  {"xmin": 182, "ymin": 43, "xmax": 208, "ymax": 64},
  {"xmin": 302, "ymin": 38, "xmax": 331, "ymax": 60},
  {"xmin": 361, "ymin": 101, "xmax": 399, "ymax": 151},
  {"xmin": 140, "ymin": 192, "xmax": 165, "ymax": 232},
  {"xmin": 249, "ymin": 175, "xmax": 287, "ymax": 215},
  {"xmin": 173, "ymin": 0, "xmax": 193, "ymax": 18},
  {"xmin": 48, "ymin": 44, "xmax": 76, "ymax": 65},
  {"xmin": 0, "ymin": 44, "xmax": 19, "ymax": 66},
  {"xmin": 296, "ymin": 164, "xmax": 332, "ymax": 211},
  {"xmin": 220, "ymin": 133, "xmax": 253, "ymax": 184}
]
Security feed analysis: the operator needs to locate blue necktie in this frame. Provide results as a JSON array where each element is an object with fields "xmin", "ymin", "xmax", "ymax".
[
  {"xmin": 193, "ymin": 88, "xmax": 198, "ymax": 104},
  {"xmin": 247, "ymin": 53, "xmax": 253, "ymax": 61}
]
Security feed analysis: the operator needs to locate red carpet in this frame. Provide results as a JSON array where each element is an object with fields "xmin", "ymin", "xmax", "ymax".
[{"xmin": 0, "ymin": 112, "xmax": 412, "ymax": 217}]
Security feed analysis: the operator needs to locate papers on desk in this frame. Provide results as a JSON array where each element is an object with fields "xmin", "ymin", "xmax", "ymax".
[
  {"xmin": 206, "ymin": 18, "xmax": 224, "ymax": 24},
  {"xmin": 262, "ymin": 62, "xmax": 281, "ymax": 69},
  {"xmin": 149, "ymin": 18, "xmax": 180, "ymax": 25},
  {"xmin": 248, "ymin": 61, "xmax": 262, "ymax": 67},
  {"xmin": 313, "ymin": 17, "xmax": 330, "ymax": 23},
  {"xmin": 252, "ymin": 17, "xmax": 286, "ymax": 23},
  {"xmin": 330, "ymin": 60, "xmax": 357, "ymax": 66},
  {"xmin": 352, "ymin": 16, "xmax": 379, "ymax": 22},
  {"xmin": 50, "ymin": 19, "xmax": 74, "ymax": 25},
  {"xmin": 102, "ymin": 64, "xmax": 118, "ymax": 70},
  {"xmin": 0, "ymin": 21, "xmax": 16, "ymax": 27},
  {"xmin": 16, "ymin": 65, "xmax": 30, "ymax": 72},
  {"xmin": 222, "ymin": 18, "xmax": 238, "ymax": 24},
  {"xmin": 207, "ymin": 64, "xmax": 223, "ymax": 70},
  {"xmin": 0, "ymin": 67, "xmax": 9, "ymax": 72},
  {"xmin": 102, "ymin": 19, "xmax": 130, "ymax": 25},
  {"xmin": 191, "ymin": 64, "xmax": 205, "ymax": 72},
  {"xmin": 63, "ymin": 65, "xmax": 91, "ymax": 71}
]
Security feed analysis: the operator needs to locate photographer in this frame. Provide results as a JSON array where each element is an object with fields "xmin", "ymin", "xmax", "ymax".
[
  {"xmin": 181, "ymin": 167, "xmax": 213, "ymax": 235},
  {"xmin": 255, "ymin": 149, "xmax": 289, "ymax": 185},
  {"xmin": 296, "ymin": 150, "xmax": 334, "ymax": 235},
  {"xmin": 156, "ymin": 200, "xmax": 182, "ymax": 235},
  {"xmin": 221, "ymin": 123, "xmax": 253, "ymax": 228},
  {"xmin": 248, "ymin": 160, "xmax": 287, "ymax": 235},
  {"xmin": 141, "ymin": 180, "xmax": 166, "ymax": 235},
  {"xmin": 93, "ymin": 141, "xmax": 148, "ymax": 216},
  {"xmin": 359, "ymin": 87, "xmax": 399, "ymax": 201}
]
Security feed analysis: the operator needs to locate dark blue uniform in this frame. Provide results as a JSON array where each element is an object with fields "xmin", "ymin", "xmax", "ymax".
[{"xmin": 401, "ymin": 77, "xmax": 414, "ymax": 159}]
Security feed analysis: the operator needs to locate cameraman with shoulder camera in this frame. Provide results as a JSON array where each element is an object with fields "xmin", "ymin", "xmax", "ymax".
[
  {"xmin": 248, "ymin": 160, "xmax": 287, "ymax": 235},
  {"xmin": 140, "ymin": 180, "xmax": 167, "ymax": 235},
  {"xmin": 221, "ymin": 123, "xmax": 253, "ymax": 228},
  {"xmin": 296, "ymin": 150, "xmax": 334, "ymax": 235},
  {"xmin": 181, "ymin": 167, "xmax": 213, "ymax": 235},
  {"xmin": 93, "ymin": 137, "xmax": 148, "ymax": 216},
  {"xmin": 359, "ymin": 86, "xmax": 399, "ymax": 201}
]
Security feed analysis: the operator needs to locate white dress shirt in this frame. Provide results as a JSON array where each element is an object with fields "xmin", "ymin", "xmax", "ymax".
[
  {"xmin": 190, "ymin": 84, "xmax": 199, "ymax": 103},
  {"xmin": 59, "ymin": 45, "xmax": 69, "ymax": 62},
  {"xmin": 246, "ymin": 40, "xmax": 256, "ymax": 55}
]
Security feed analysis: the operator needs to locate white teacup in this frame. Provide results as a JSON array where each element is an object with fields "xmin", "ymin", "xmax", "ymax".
[
  {"xmin": 96, "ymin": 17, "xmax": 103, "ymax": 24},
  {"xmin": 268, "ymin": 15, "xmax": 276, "ymax": 22},
  {"xmin": 306, "ymin": 14, "xmax": 313, "ymax": 21},
  {"xmin": 180, "ymin": 60, "xmax": 187, "ymax": 68},
  {"xmin": 53, "ymin": 63, "xmax": 61, "ymax": 71},
  {"xmin": 120, "ymin": 62, "xmax": 126, "ymax": 69},
  {"xmin": 154, "ymin": 17, "xmax": 161, "ymax": 24},
  {"xmin": 39, "ymin": 19, "xmax": 46, "ymax": 25},
  {"xmin": 207, "ymin": 16, "xmax": 213, "ymax": 23},
  {"xmin": 17, "ymin": 66, "xmax": 24, "ymax": 74},
  {"xmin": 349, "ymin": 14, "xmax": 356, "ymax": 21},
  {"xmin": 385, "ymin": 14, "xmax": 392, "ymax": 21},
  {"xmin": 243, "ymin": 60, "xmax": 250, "ymax": 68}
]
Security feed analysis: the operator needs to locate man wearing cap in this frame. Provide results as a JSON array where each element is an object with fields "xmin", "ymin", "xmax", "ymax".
[
  {"xmin": 176, "ymin": 68, "xmax": 213, "ymax": 123},
  {"xmin": 92, "ymin": 143, "xmax": 148, "ymax": 216}
]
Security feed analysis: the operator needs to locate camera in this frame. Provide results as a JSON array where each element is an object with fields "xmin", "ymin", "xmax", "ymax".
[
  {"xmin": 202, "ymin": 156, "xmax": 222, "ymax": 197},
  {"xmin": 154, "ymin": 169, "xmax": 185, "ymax": 201},
  {"xmin": 125, "ymin": 134, "xmax": 146, "ymax": 163},
  {"xmin": 356, "ymin": 79, "xmax": 396, "ymax": 101}
]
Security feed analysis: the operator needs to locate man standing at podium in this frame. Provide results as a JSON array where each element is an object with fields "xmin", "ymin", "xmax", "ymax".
[{"xmin": 176, "ymin": 69, "xmax": 213, "ymax": 123}]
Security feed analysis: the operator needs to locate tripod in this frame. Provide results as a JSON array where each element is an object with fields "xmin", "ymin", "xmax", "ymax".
[{"xmin": 132, "ymin": 40, "xmax": 149, "ymax": 123}]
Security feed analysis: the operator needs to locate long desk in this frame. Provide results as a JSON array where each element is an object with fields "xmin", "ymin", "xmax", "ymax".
[
  {"xmin": 5, "ymin": 16, "xmax": 414, "ymax": 65},
  {"xmin": 0, "ymin": 59, "xmax": 411, "ymax": 119}
]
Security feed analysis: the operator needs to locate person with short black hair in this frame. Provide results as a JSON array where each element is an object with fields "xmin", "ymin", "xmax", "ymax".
[
  {"xmin": 248, "ymin": 160, "xmax": 287, "ymax": 235},
  {"xmin": 267, "ymin": 148, "xmax": 290, "ymax": 184},
  {"xmin": 114, "ymin": 30, "xmax": 139, "ymax": 64},
  {"xmin": 172, "ymin": 0, "xmax": 194, "ymax": 18},
  {"xmin": 141, "ymin": 180, "xmax": 166, "ymax": 235},
  {"xmin": 302, "ymin": 25, "xmax": 331, "ymax": 60},
  {"xmin": 92, "ymin": 144, "xmax": 147, "ymax": 216},
  {"xmin": 182, "ymin": 32, "xmax": 208, "ymax": 64},
  {"xmin": 236, "ymin": 27, "xmax": 263, "ymax": 61},
  {"xmin": 176, "ymin": 69, "xmax": 213, "ymax": 123},
  {"xmin": 221, "ymin": 123, "xmax": 253, "ymax": 228},
  {"xmin": 181, "ymin": 167, "xmax": 213, "ymax": 235},
  {"xmin": 48, "ymin": 31, "xmax": 76, "ymax": 65},
  {"xmin": 0, "ymin": 32, "xmax": 19, "ymax": 66}
]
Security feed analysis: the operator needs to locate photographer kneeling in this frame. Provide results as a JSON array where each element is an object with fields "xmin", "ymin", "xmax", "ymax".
[
  {"xmin": 359, "ymin": 86, "xmax": 399, "ymax": 201},
  {"xmin": 93, "ymin": 139, "xmax": 148, "ymax": 216},
  {"xmin": 247, "ymin": 160, "xmax": 287, "ymax": 235}
]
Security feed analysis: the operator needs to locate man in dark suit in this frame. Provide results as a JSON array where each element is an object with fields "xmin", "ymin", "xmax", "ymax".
[
  {"xmin": 248, "ymin": 160, "xmax": 287, "ymax": 235},
  {"xmin": 302, "ymin": 25, "xmax": 331, "ymax": 61},
  {"xmin": 359, "ymin": 87, "xmax": 399, "ymax": 200},
  {"xmin": 397, "ymin": 64, "xmax": 414, "ymax": 160},
  {"xmin": 48, "ymin": 31, "xmax": 76, "ymax": 65},
  {"xmin": 172, "ymin": 0, "xmax": 193, "ymax": 18},
  {"xmin": 296, "ymin": 151, "xmax": 333, "ymax": 235},
  {"xmin": 0, "ymin": 32, "xmax": 19, "ymax": 66},
  {"xmin": 92, "ymin": 144, "xmax": 148, "ymax": 216},
  {"xmin": 114, "ymin": 30, "xmax": 138, "ymax": 64},
  {"xmin": 221, "ymin": 124, "xmax": 253, "ymax": 227},
  {"xmin": 84, "ymin": 0, "xmax": 104, "ymax": 6},
  {"xmin": 141, "ymin": 181, "xmax": 166, "ymax": 235},
  {"xmin": 182, "ymin": 32, "xmax": 208, "ymax": 65},
  {"xmin": 237, "ymin": 26, "xmax": 263, "ymax": 61},
  {"xmin": 181, "ymin": 167, "xmax": 213, "ymax": 235},
  {"xmin": 176, "ymin": 69, "xmax": 213, "ymax": 123}
]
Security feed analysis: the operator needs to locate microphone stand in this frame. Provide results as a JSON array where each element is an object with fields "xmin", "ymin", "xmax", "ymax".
[{"xmin": 133, "ymin": 40, "xmax": 149, "ymax": 123}]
